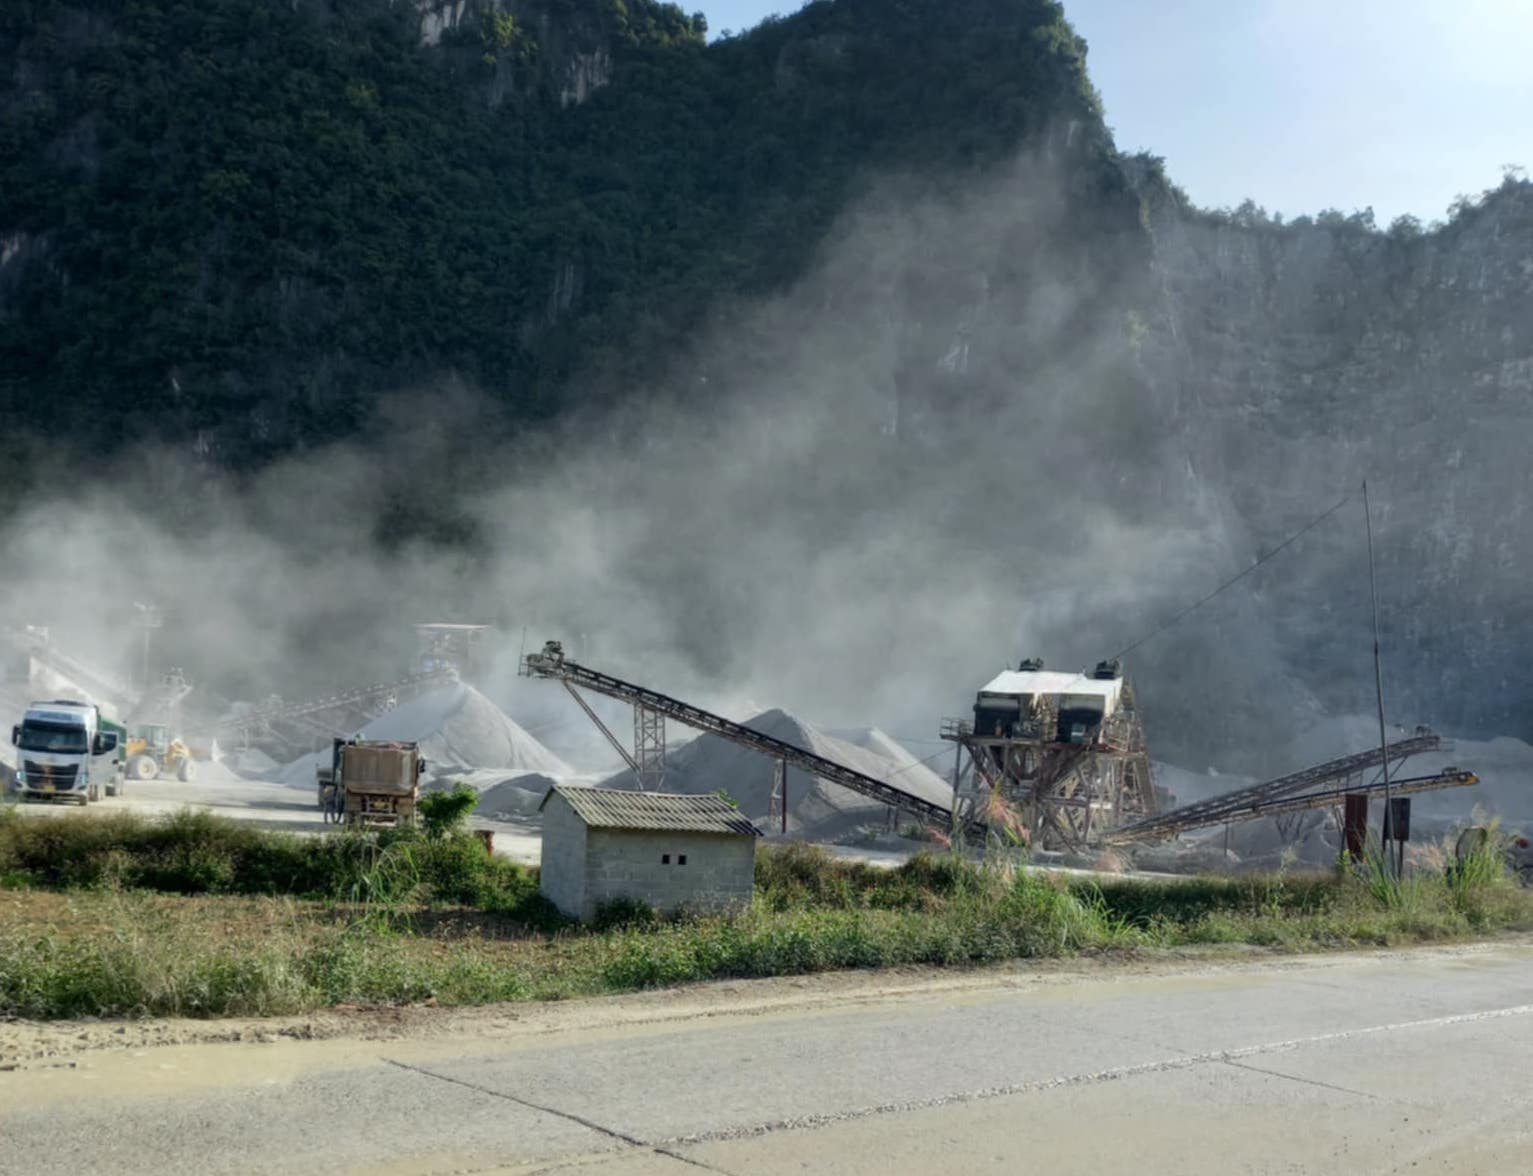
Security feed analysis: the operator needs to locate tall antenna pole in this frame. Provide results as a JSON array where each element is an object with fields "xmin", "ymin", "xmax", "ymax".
[{"xmin": 1363, "ymin": 480, "xmax": 1393, "ymax": 870}]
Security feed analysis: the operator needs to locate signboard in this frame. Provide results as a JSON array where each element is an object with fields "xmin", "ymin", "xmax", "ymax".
[{"xmin": 1343, "ymin": 794, "xmax": 1368, "ymax": 860}]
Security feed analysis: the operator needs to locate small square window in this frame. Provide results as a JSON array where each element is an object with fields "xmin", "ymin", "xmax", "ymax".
[
  {"xmin": 678, "ymin": 854, "xmax": 687, "ymax": 866},
  {"xmin": 661, "ymin": 854, "xmax": 671, "ymax": 864}
]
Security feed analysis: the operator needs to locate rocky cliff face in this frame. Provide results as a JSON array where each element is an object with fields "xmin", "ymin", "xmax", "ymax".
[
  {"xmin": 1135, "ymin": 176, "xmax": 1533, "ymax": 744},
  {"xmin": 413, "ymin": 0, "xmax": 619, "ymax": 104},
  {"xmin": 879, "ymin": 164, "xmax": 1533, "ymax": 761}
]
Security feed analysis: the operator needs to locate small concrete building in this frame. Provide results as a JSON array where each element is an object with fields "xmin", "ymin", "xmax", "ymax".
[{"xmin": 539, "ymin": 786, "xmax": 761, "ymax": 920}]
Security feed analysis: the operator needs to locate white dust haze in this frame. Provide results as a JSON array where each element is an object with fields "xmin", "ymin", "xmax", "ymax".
[{"xmin": 0, "ymin": 153, "xmax": 1421, "ymax": 776}]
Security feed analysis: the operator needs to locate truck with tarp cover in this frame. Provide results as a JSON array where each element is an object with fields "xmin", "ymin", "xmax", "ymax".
[{"xmin": 317, "ymin": 737, "xmax": 423, "ymax": 827}]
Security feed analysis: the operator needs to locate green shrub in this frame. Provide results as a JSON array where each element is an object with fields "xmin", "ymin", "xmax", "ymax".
[
  {"xmin": 591, "ymin": 896, "xmax": 659, "ymax": 931},
  {"xmin": 419, "ymin": 785, "xmax": 479, "ymax": 840},
  {"xmin": 0, "ymin": 808, "xmax": 558, "ymax": 916}
]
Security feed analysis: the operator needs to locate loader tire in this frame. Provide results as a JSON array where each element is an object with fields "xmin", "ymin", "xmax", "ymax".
[{"xmin": 130, "ymin": 755, "xmax": 158, "ymax": 781}]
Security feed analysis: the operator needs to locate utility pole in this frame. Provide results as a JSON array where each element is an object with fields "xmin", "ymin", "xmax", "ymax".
[
  {"xmin": 133, "ymin": 602, "xmax": 161, "ymax": 695},
  {"xmin": 1363, "ymin": 481, "xmax": 1393, "ymax": 873}
]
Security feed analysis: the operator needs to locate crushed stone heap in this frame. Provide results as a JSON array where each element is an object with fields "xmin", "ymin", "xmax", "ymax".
[
  {"xmin": 280, "ymin": 683, "xmax": 569, "ymax": 783},
  {"xmin": 602, "ymin": 708, "xmax": 951, "ymax": 840}
]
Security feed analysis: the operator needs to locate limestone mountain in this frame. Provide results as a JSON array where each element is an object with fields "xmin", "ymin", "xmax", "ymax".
[{"xmin": 2, "ymin": 0, "xmax": 1530, "ymax": 759}]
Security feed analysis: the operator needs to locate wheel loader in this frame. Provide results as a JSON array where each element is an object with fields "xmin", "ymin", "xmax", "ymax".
[{"xmin": 125, "ymin": 723, "xmax": 197, "ymax": 782}]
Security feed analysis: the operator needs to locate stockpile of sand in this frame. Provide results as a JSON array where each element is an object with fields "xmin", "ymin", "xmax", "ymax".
[
  {"xmin": 601, "ymin": 709, "xmax": 952, "ymax": 840},
  {"xmin": 466, "ymin": 772, "xmax": 560, "ymax": 820},
  {"xmin": 279, "ymin": 683, "xmax": 569, "ymax": 783},
  {"xmin": 830, "ymin": 727, "xmax": 951, "ymax": 779},
  {"xmin": 230, "ymin": 747, "xmax": 280, "ymax": 776}
]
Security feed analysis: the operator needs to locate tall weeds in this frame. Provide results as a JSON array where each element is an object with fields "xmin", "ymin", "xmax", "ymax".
[{"xmin": 2, "ymin": 814, "xmax": 1531, "ymax": 1020}]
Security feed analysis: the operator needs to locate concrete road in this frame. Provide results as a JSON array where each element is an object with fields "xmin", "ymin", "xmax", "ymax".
[
  {"xmin": 5, "ymin": 943, "xmax": 1533, "ymax": 1175},
  {"xmin": 3, "ymin": 768, "xmax": 325, "ymax": 829}
]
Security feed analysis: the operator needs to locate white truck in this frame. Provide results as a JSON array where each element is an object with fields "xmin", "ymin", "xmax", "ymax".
[{"xmin": 10, "ymin": 699, "xmax": 126, "ymax": 804}]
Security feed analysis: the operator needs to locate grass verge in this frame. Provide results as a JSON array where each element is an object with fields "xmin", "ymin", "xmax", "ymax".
[{"xmin": 2, "ymin": 812, "xmax": 1531, "ymax": 1020}]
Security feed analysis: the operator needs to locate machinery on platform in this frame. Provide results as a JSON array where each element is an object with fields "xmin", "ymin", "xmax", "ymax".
[
  {"xmin": 939, "ymin": 660, "xmax": 1480, "ymax": 855},
  {"xmin": 415, "ymin": 624, "xmax": 491, "ymax": 680},
  {"xmin": 940, "ymin": 658, "xmax": 1157, "ymax": 851},
  {"xmin": 216, "ymin": 667, "xmax": 456, "ymax": 759}
]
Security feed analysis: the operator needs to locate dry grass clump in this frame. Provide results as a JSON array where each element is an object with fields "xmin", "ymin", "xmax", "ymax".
[{"xmin": 3, "ymin": 820, "xmax": 1532, "ymax": 1020}]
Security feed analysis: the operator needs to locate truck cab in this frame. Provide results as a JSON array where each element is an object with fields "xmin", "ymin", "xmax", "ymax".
[{"xmin": 11, "ymin": 700, "xmax": 125, "ymax": 804}]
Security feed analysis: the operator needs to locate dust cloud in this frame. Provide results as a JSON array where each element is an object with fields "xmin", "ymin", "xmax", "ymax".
[{"xmin": 0, "ymin": 153, "xmax": 1369, "ymax": 771}]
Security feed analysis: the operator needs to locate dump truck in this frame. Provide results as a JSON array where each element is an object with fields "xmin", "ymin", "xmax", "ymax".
[
  {"xmin": 11, "ymin": 700, "xmax": 126, "ymax": 803},
  {"xmin": 316, "ymin": 738, "xmax": 423, "ymax": 828},
  {"xmin": 125, "ymin": 723, "xmax": 197, "ymax": 781}
]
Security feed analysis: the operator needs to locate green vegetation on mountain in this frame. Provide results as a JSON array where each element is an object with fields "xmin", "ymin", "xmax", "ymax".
[{"xmin": 0, "ymin": 0, "xmax": 1114, "ymax": 470}]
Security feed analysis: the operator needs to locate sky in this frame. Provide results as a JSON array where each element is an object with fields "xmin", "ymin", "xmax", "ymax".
[{"xmin": 698, "ymin": 0, "xmax": 1533, "ymax": 224}]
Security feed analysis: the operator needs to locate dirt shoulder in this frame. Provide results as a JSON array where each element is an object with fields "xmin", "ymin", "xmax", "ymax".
[{"xmin": 8, "ymin": 935, "xmax": 1532, "ymax": 1072}]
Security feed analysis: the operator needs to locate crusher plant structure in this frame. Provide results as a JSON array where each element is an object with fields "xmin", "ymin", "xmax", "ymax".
[
  {"xmin": 941, "ymin": 658, "xmax": 1159, "ymax": 851},
  {"xmin": 1106, "ymin": 728, "xmax": 1477, "ymax": 852},
  {"xmin": 521, "ymin": 641, "xmax": 953, "ymax": 831}
]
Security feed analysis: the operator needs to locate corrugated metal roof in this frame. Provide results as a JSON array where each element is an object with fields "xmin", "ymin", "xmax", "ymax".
[
  {"xmin": 979, "ymin": 670, "xmax": 1123, "ymax": 702},
  {"xmin": 542, "ymin": 785, "xmax": 762, "ymax": 836}
]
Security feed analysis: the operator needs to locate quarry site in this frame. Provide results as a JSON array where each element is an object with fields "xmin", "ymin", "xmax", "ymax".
[
  {"xmin": 6, "ymin": 0, "xmax": 1533, "ymax": 1169},
  {"xmin": 3, "ymin": 615, "xmax": 1526, "ymax": 880}
]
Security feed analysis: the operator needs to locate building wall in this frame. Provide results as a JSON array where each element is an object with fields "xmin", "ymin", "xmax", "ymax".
[
  {"xmin": 538, "ymin": 792, "xmax": 589, "ymax": 918},
  {"xmin": 581, "ymin": 829, "xmax": 755, "ymax": 921}
]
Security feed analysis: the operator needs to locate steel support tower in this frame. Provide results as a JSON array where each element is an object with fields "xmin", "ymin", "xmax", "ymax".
[
  {"xmin": 942, "ymin": 678, "xmax": 1157, "ymax": 852},
  {"xmin": 767, "ymin": 759, "xmax": 788, "ymax": 833},
  {"xmin": 633, "ymin": 704, "xmax": 667, "ymax": 791}
]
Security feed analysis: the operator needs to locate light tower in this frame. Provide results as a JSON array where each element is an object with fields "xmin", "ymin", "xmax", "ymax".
[{"xmin": 132, "ymin": 601, "xmax": 162, "ymax": 694}]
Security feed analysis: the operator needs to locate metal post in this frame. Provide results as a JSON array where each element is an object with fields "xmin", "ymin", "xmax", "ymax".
[
  {"xmin": 1363, "ymin": 480, "xmax": 1393, "ymax": 872},
  {"xmin": 949, "ymin": 743, "xmax": 964, "ymax": 853},
  {"xmin": 776, "ymin": 759, "xmax": 787, "ymax": 835},
  {"xmin": 133, "ymin": 601, "xmax": 161, "ymax": 695}
]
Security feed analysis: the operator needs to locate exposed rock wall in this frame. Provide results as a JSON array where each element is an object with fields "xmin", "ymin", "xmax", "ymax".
[
  {"xmin": 411, "ymin": 0, "xmax": 613, "ymax": 106},
  {"xmin": 1139, "ymin": 179, "xmax": 1533, "ymax": 740}
]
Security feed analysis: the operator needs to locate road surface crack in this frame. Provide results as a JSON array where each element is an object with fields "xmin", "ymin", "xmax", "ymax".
[
  {"xmin": 383, "ymin": 1058, "xmax": 735, "ymax": 1175},
  {"xmin": 1221, "ymin": 1058, "xmax": 1382, "ymax": 1100},
  {"xmin": 657, "ymin": 1002, "xmax": 1533, "ymax": 1147}
]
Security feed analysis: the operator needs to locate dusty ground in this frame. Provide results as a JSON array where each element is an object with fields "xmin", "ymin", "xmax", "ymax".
[{"xmin": 2, "ymin": 770, "xmax": 548, "ymax": 861}]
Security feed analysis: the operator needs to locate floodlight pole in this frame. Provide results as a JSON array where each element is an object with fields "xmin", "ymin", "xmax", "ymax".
[{"xmin": 1363, "ymin": 480, "xmax": 1393, "ymax": 873}]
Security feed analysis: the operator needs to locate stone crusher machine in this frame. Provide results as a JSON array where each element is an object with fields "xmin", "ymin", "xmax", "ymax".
[
  {"xmin": 317, "ymin": 738, "xmax": 424, "ymax": 827},
  {"xmin": 942, "ymin": 658, "xmax": 1158, "ymax": 852}
]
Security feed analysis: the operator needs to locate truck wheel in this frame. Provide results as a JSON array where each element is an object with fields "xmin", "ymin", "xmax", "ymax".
[{"xmin": 177, "ymin": 758, "xmax": 195, "ymax": 782}]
